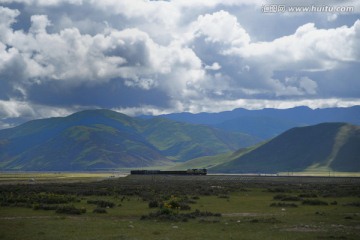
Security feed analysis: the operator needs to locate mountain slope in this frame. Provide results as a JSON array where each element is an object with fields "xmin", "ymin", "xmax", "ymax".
[
  {"xmin": 210, "ymin": 123, "xmax": 360, "ymax": 173},
  {"xmin": 0, "ymin": 109, "xmax": 258, "ymax": 171},
  {"xmin": 140, "ymin": 117, "xmax": 258, "ymax": 162}
]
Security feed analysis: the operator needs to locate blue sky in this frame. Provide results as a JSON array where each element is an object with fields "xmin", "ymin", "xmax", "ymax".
[{"xmin": 0, "ymin": 0, "xmax": 359, "ymax": 128}]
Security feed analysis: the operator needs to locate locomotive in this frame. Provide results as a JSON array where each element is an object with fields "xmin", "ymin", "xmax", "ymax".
[{"xmin": 130, "ymin": 168, "xmax": 207, "ymax": 175}]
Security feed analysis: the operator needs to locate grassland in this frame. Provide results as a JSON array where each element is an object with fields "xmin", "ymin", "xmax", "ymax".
[
  {"xmin": 0, "ymin": 174, "xmax": 359, "ymax": 240},
  {"xmin": 0, "ymin": 172, "xmax": 123, "ymax": 185}
]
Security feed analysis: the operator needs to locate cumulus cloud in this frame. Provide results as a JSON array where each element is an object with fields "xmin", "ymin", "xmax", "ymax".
[
  {"xmin": 189, "ymin": 10, "xmax": 250, "ymax": 47},
  {"xmin": 0, "ymin": 1, "xmax": 359, "ymax": 127}
]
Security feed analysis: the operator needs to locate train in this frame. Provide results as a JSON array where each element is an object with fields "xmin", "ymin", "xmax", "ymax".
[{"xmin": 130, "ymin": 168, "xmax": 207, "ymax": 175}]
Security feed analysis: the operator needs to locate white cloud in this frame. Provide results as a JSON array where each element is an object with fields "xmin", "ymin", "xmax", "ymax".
[
  {"xmin": 205, "ymin": 62, "xmax": 221, "ymax": 70},
  {"xmin": 0, "ymin": 99, "xmax": 73, "ymax": 118},
  {"xmin": 190, "ymin": 10, "xmax": 250, "ymax": 47},
  {"xmin": 299, "ymin": 76, "xmax": 317, "ymax": 95},
  {"xmin": 0, "ymin": 5, "xmax": 207, "ymax": 108},
  {"xmin": 231, "ymin": 21, "xmax": 360, "ymax": 70},
  {"xmin": 113, "ymin": 98, "xmax": 360, "ymax": 117},
  {"xmin": 0, "ymin": 2, "xmax": 359, "ymax": 124},
  {"xmin": 0, "ymin": 0, "xmax": 83, "ymax": 6},
  {"xmin": 270, "ymin": 76, "xmax": 318, "ymax": 96},
  {"xmin": 29, "ymin": 15, "xmax": 52, "ymax": 34}
]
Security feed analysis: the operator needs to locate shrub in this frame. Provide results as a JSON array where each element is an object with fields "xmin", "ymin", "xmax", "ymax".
[
  {"xmin": 273, "ymin": 194, "xmax": 300, "ymax": 201},
  {"xmin": 87, "ymin": 200, "xmax": 115, "ymax": 208},
  {"xmin": 148, "ymin": 200, "xmax": 159, "ymax": 208},
  {"xmin": 343, "ymin": 202, "xmax": 360, "ymax": 207},
  {"xmin": 218, "ymin": 194, "xmax": 230, "ymax": 199},
  {"xmin": 248, "ymin": 217, "xmax": 281, "ymax": 224},
  {"xmin": 140, "ymin": 209, "xmax": 221, "ymax": 222},
  {"xmin": 56, "ymin": 205, "xmax": 86, "ymax": 215},
  {"xmin": 33, "ymin": 204, "xmax": 59, "ymax": 211},
  {"xmin": 179, "ymin": 202, "xmax": 191, "ymax": 210},
  {"xmin": 273, "ymin": 194, "xmax": 289, "ymax": 200},
  {"xmin": 270, "ymin": 202, "xmax": 298, "ymax": 208},
  {"xmin": 298, "ymin": 193, "xmax": 318, "ymax": 198},
  {"xmin": 93, "ymin": 208, "xmax": 107, "ymax": 214},
  {"xmin": 281, "ymin": 196, "xmax": 301, "ymax": 201},
  {"xmin": 302, "ymin": 199, "xmax": 328, "ymax": 206},
  {"xmin": 268, "ymin": 188, "xmax": 291, "ymax": 193},
  {"xmin": 161, "ymin": 195, "xmax": 191, "ymax": 211}
]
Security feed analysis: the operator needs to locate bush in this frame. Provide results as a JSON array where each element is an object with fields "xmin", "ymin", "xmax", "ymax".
[
  {"xmin": 141, "ymin": 209, "xmax": 221, "ymax": 222},
  {"xmin": 298, "ymin": 193, "xmax": 318, "ymax": 198},
  {"xmin": 93, "ymin": 208, "xmax": 107, "ymax": 214},
  {"xmin": 273, "ymin": 194, "xmax": 289, "ymax": 200},
  {"xmin": 148, "ymin": 200, "xmax": 159, "ymax": 208},
  {"xmin": 270, "ymin": 202, "xmax": 298, "ymax": 208},
  {"xmin": 218, "ymin": 194, "xmax": 230, "ymax": 199},
  {"xmin": 87, "ymin": 200, "xmax": 115, "ymax": 208},
  {"xmin": 56, "ymin": 205, "xmax": 86, "ymax": 215},
  {"xmin": 343, "ymin": 202, "xmax": 360, "ymax": 207},
  {"xmin": 248, "ymin": 217, "xmax": 281, "ymax": 224},
  {"xmin": 273, "ymin": 194, "xmax": 300, "ymax": 201},
  {"xmin": 268, "ymin": 188, "xmax": 291, "ymax": 193},
  {"xmin": 33, "ymin": 204, "xmax": 58, "ymax": 211},
  {"xmin": 179, "ymin": 202, "xmax": 191, "ymax": 210},
  {"xmin": 0, "ymin": 192, "xmax": 78, "ymax": 207},
  {"xmin": 302, "ymin": 199, "xmax": 328, "ymax": 206}
]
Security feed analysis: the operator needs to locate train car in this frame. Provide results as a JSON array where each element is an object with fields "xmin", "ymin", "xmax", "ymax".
[
  {"xmin": 130, "ymin": 169, "xmax": 207, "ymax": 175},
  {"xmin": 130, "ymin": 170, "xmax": 161, "ymax": 175},
  {"xmin": 186, "ymin": 168, "xmax": 207, "ymax": 175}
]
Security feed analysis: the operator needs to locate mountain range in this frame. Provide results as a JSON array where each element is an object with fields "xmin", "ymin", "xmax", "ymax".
[
  {"xmin": 0, "ymin": 109, "xmax": 257, "ymax": 171},
  {"xmin": 159, "ymin": 106, "xmax": 360, "ymax": 139},
  {"xmin": 0, "ymin": 107, "xmax": 359, "ymax": 173}
]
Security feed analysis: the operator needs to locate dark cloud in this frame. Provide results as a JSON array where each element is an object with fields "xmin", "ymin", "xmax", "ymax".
[{"xmin": 26, "ymin": 78, "xmax": 171, "ymax": 109}]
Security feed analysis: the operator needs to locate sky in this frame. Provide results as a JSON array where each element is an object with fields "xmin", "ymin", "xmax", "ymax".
[{"xmin": 0, "ymin": 0, "xmax": 360, "ymax": 129}]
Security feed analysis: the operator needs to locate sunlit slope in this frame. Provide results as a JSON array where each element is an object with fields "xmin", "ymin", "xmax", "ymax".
[
  {"xmin": 211, "ymin": 123, "xmax": 360, "ymax": 173},
  {"xmin": 168, "ymin": 144, "xmax": 261, "ymax": 170}
]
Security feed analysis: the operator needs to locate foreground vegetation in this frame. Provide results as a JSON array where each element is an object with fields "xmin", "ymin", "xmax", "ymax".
[{"xmin": 0, "ymin": 174, "xmax": 359, "ymax": 240}]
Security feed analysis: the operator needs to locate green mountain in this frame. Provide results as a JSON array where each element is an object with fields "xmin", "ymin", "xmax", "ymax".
[
  {"xmin": 210, "ymin": 123, "xmax": 360, "ymax": 173},
  {"xmin": 0, "ymin": 109, "xmax": 258, "ymax": 171}
]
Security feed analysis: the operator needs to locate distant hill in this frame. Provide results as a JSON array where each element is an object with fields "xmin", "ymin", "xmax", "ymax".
[
  {"xmin": 0, "ymin": 109, "xmax": 258, "ymax": 171},
  {"xmin": 159, "ymin": 106, "xmax": 360, "ymax": 139},
  {"xmin": 210, "ymin": 123, "xmax": 360, "ymax": 173}
]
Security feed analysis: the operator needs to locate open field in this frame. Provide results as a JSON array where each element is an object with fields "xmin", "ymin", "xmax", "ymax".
[
  {"xmin": 0, "ymin": 172, "xmax": 126, "ymax": 185},
  {"xmin": 0, "ymin": 174, "xmax": 359, "ymax": 240}
]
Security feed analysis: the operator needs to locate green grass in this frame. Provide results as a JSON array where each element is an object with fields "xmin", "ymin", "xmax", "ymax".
[
  {"xmin": 0, "ymin": 176, "xmax": 359, "ymax": 240},
  {"xmin": 1, "ymin": 192, "xmax": 359, "ymax": 240}
]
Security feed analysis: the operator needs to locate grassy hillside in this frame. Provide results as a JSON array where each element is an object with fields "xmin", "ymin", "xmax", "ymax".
[
  {"xmin": 140, "ymin": 117, "xmax": 259, "ymax": 162},
  {"xmin": 0, "ymin": 109, "xmax": 259, "ymax": 171},
  {"xmin": 169, "ymin": 144, "xmax": 261, "ymax": 170},
  {"xmin": 210, "ymin": 123, "xmax": 360, "ymax": 173}
]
